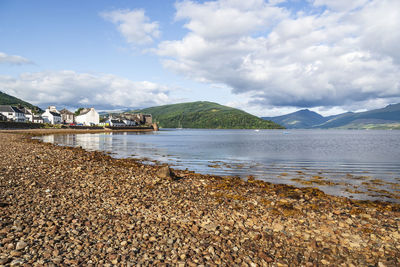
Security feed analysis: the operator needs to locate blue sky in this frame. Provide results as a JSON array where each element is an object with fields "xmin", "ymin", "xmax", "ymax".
[{"xmin": 1, "ymin": 0, "xmax": 399, "ymax": 116}]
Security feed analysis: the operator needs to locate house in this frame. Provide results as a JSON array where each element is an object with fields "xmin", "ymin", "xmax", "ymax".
[
  {"xmin": 106, "ymin": 119, "xmax": 125, "ymax": 127},
  {"xmin": 60, "ymin": 109, "xmax": 75, "ymax": 124},
  {"xmin": 41, "ymin": 107, "xmax": 62, "ymax": 124},
  {"xmin": 75, "ymin": 108, "xmax": 99, "ymax": 126},
  {"xmin": 19, "ymin": 107, "xmax": 33, "ymax": 122},
  {"xmin": 0, "ymin": 105, "xmax": 26, "ymax": 122},
  {"xmin": 33, "ymin": 115, "xmax": 44, "ymax": 124},
  {"xmin": 122, "ymin": 119, "xmax": 137, "ymax": 126}
]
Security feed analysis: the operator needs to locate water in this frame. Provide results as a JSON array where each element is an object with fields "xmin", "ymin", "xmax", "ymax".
[{"xmin": 39, "ymin": 129, "xmax": 400, "ymax": 202}]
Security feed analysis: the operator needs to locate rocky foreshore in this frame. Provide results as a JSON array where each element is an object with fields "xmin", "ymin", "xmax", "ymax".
[{"xmin": 1, "ymin": 132, "xmax": 399, "ymax": 266}]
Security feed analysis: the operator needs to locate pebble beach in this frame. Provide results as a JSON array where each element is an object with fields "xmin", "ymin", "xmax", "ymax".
[{"xmin": 1, "ymin": 131, "xmax": 400, "ymax": 266}]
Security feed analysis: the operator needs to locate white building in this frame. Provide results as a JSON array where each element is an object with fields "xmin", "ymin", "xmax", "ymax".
[
  {"xmin": 0, "ymin": 105, "xmax": 26, "ymax": 122},
  {"xmin": 19, "ymin": 107, "xmax": 33, "ymax": 122},
  {"xmin": 122, "ymin": 119, "xmax": 137, "ymax": 126},
  {"xmin": 42, "ymin": 107, "xmax": 62, "ymax": 124},
  {"xmin": 33, "ymin": 115, "xmax": 44, "ymax": 124},
  {"xmin": 75, "ymin": 108, "xmax": 99, "ymax": 126},
  {"xmin": 106, "ymin": 119, "xmax": 125, "ymax": 127},
  {"xmin": 48, "ymin": 106, "xmax": 59, "ymax": 113}
]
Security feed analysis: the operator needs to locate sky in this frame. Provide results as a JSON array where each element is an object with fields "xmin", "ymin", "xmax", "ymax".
[{"xmin": 1, "ymin": 0, "xmax": 400, "ymax": 116}]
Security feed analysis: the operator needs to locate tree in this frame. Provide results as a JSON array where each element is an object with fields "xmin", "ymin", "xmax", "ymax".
[{"xmin": 75, "ymin": 108, "xmax": 84, "ymax": 116}]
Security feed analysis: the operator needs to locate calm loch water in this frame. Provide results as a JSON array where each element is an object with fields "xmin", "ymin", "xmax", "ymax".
[{"xmin": 40, "ymin": 129, "xmax": 400, "ymax": 202}]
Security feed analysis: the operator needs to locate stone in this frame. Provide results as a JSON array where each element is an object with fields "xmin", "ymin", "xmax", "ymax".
[
  {"xmin": 10, "ymin": 258, "xmax": 24, "ymax": 266},
  {"xmin": 15, "ymin": 240, "xmax": 27, "ymax": 250},
  {"xmin": 258, "ymin": 251, "xmax": 273, "ymax": 263},
  {"xmin": 0, "ymin": 258, "xmax": 10, "ymax": 265},
  {"xmin": 10, "ymin": 251, "xmax": 22, "ymax": 257},
  {"xmin": 1, "ymin": 132, "xmax": 400, "ymax": 267},
  {"xmin": 273, "ymin": 223, "xmax": 284, "ymax": 232},
  {"xmin": 157, "ymin": 166, "xmax": 174, "ymax": 180}
]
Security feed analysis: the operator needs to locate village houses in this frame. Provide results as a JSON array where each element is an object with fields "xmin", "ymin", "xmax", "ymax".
[
  {"xmin": 0, "ymin": 104, "xmax": 151, "ymax": 128},
  {"xmin": 0, "ymin": 105, "xmax": 26, "ymax": 122}
]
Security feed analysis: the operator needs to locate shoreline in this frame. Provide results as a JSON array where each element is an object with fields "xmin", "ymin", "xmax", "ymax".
[
  {"xmin": 24, "ymin": 130, "xmax": 400, "ymax": 206},
  {"xmin": 1, "ymin": 132, "xmax": 400, "ymax": 265},
  {"xmin": 0, "ymin": 127, "xmax": 155, "ymax": 136},
  {"xmin": 32, "ymin": 128, "xmax": 400, "ymax": 204}
]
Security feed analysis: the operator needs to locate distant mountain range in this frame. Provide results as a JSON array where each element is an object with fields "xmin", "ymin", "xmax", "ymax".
[
  {"xmin": 134, "ymin": 101, "xmax": 284, "ymax": 129},
  {"xmin": 0, "ymin": 91, "xmax": 43, "ymax": 113},
  {"xmin": 262, "ymin": 103, "xmax": 400, "ymax": 129}
]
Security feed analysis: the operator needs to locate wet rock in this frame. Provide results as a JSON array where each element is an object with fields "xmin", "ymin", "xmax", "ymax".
[{"xmin": 156, "ymin": 166, "xmax": 174, "ymax": 180}]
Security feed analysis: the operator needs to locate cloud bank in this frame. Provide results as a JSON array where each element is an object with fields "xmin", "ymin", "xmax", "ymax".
[
  {"xmin": 0, "ymin": 52, "xmax": 32, "ymax": 65},
  {"xmin": 155, "ymin": 0, "xmax": 400, "ymax": 111},
  {"xmin": 0, "ymin": 71, "xmax": 171, "ymax": 110}
]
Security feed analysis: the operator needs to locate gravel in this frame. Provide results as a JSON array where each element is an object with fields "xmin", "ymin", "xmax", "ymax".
[{"xmin": 0, "ymin": 132, "xmax": 399, "ymax": 266}]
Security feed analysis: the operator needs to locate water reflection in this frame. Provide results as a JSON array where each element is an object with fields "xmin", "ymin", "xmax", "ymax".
[{"xmin": 39, "ymin": 130, "xmax": 400, "ymax": 203}]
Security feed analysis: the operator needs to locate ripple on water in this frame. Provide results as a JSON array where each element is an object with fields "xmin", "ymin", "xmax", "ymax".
[{"xmin": 38, "ymin": 129, "xmax": 400, "ymax": 202}]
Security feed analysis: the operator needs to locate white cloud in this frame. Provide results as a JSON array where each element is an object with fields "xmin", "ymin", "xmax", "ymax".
[
  {"xmin": 174, "ymin": 0, "xmax": 287, "ymax": 41},
  {"xmin": 155, "ymin": 0, "xmax": 400, "ymax": 113},
  {"xmin": 101, "ymin": 9, "xmax": 160, "ymax": 45},
  {"xmin": 0, "ymin": 52, "xmax": 32, "ymax": 65},
  {"xmin": 0, "ymin": 71, "xmax": 172, "ymax": 110}
]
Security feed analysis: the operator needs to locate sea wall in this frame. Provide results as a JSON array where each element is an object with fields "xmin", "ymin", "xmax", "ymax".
[{"xmin": 0, "ymin": 121, "xmax": 44, "ymax": 129}]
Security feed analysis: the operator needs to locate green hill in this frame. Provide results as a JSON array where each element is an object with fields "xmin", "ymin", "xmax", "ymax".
[
  {"xmin": 0, "ymin": 91, "xmax": 43, "ymax": 113},
  {"xmin": 136, "ymin": 101, "xmax": 284, "ymax": 129}
]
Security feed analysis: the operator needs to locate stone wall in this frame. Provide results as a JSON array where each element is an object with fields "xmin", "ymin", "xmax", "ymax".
[{"xmin": 0, "ymin": 121, "xmax": 45, "ymax": 129}]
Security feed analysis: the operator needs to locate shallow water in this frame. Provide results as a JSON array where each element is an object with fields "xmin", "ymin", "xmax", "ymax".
[{"xmin": 39, "ymin": 129, "xmax": 400, "ymax": 202}]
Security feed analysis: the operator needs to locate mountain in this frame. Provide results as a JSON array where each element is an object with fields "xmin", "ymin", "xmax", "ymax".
[
  {"xmin": 135, "ymin": 101, "xmax": 284, "ymax": 129},
  {"xmin": 262, "ymin": 104, "xmax": 400, "ymax": 129},
  {"xmin": 0, "ymin": 91, "xmax": 43, "ymax": 113},
  {"xmin": 262, "ymin": 109, "xmax": 327, "ymax": 129},
  {"xmin": 316, "ymin": 103, "xmax": 400, "ymax": 129}
]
